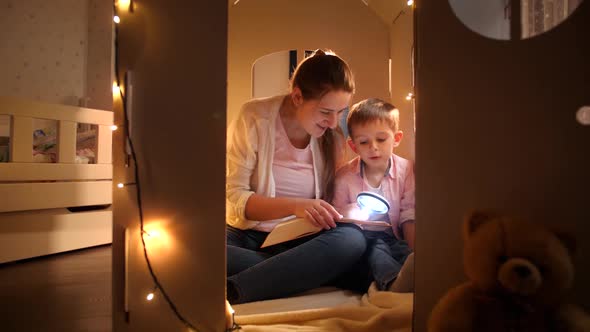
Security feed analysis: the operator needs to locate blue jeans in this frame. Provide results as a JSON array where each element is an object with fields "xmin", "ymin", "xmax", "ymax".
[
  {"xmin": 227, "ymin": 222, "xmax": 366, "ymax": 304},
  {"xmin": 363, "ymin": 231, "xmax": 412, "ymax": 290}
]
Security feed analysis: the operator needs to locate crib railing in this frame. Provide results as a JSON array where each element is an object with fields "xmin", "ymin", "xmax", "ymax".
[{"xmin": 0, "ymin": 96, "xmax": 114, "ymax": 263}]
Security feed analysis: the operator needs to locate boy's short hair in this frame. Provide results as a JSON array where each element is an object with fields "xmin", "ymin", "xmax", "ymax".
[{"xmin": 347, "ymin": 98, "xmax": 399, "ymax": 137}]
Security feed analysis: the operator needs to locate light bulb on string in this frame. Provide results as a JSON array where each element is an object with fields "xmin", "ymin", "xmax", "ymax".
[
  {"xmin": 407, "ymin": 0, "xmax": 414, "ymax": 6},
  {"xmin": 405, "ymin": 92, "xmax": 414, "ymax": 101},
  {"xmin": 117, "ymin": 0, "xmax": 131, "ymax": 11},
  {"xmin": 112, "ymin": 82, "xmax": 121, "ymax": 96},
  {"xmin": 141, "ymin": 223, "xmax": 173, "ymax": 250},
  {"xmin": 111, "ymin": 1, "xmax": 200, "ymax": 328},
  {"xmin": 143, "ymin": 229, "xmax": 160, "ymax": 238},
  {"xmin": 145, "ymin": 285, "xmax": 158, "ymax": 302},
  {"xmin": 117, "ymin": 182, "xmax": 136, "ymax": 189}
]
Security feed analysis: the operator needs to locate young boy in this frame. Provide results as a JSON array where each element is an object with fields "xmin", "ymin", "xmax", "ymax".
[{"xmin": 333, "ymin": 98, "xmax": 415, "ymax": 292}]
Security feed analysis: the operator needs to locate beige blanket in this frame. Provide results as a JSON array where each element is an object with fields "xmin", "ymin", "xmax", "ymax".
[{"xmin": 233, "ymin": 283, "xmax": 413, "ymax": 332}]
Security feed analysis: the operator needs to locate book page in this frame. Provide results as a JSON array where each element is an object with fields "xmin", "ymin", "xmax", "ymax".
[
  {"xmin": 261, "ymin": 218, "xmax": 321, "ymax": 248},
  {"xmin": 260, "ymin": 218, "xmax": 391, "ymax": 248}
]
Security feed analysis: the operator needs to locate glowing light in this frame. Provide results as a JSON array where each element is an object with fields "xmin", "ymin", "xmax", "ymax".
[
  {"xmin": 405, "ymin": 92, "xmax": 414, "ymax": 101},
  {"xmin": 407, "ymin": 0, "xmax": 414, "ymax": 6},
  {"xmin": 142, "ymin": 223, "xmax": 174, "ymax": 250},
  {"xmin": 145, "ymin": 230, "xmax": 160, "ymax": 237},
  {"xmin": 146, "ymin": 292, "xmax": 154, "ymax": 301},
  {"xmin": 117, "ymin": 183, "xmax": 125, "ymax": 188},
  {"xmin": 111, "ymin": 125, "xmax": 118, "ymax": 131},
  {"xmin": 112, "ymin": 83, "xmax": 120, "ymax": 95},
  {"xmin": 347, "ymin": 207, "xmax": 370, "ymax": 221},
  {"xmin": 357, "ymin": 192, "xmax": 390, "ymax": 214},
  {"xmin": 113, "ymin": 16, "xmax": 121, "ymax": 24},
  {"xmin": 117, "ymin": 0, "xmax": 131, "ymax": 11}
]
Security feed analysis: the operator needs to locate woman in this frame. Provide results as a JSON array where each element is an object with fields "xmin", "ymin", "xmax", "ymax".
[{"xmin": 226, "ymin": 50, "xmax": 366, "ymax": 303}]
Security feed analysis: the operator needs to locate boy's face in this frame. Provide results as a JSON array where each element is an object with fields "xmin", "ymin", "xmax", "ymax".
[{"xmin": 348, "ymin": 120, "xmax": 403, "ymax": 169}]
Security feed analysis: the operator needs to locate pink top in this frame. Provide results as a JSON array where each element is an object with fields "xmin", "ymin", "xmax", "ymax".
[
  {"xmin": 332, "ymin": 154, "xmax": 415, "ymax": 240},
  {"xmin": 252, "ymin": 114, "xmax": 315, "ymax": 232}
]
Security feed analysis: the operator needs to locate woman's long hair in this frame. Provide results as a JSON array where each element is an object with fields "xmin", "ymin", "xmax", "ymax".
[{"xmin": 290, "ymin": 49, "xmax": 355, "ymax": 202}]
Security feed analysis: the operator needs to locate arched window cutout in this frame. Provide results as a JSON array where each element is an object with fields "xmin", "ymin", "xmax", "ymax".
[
  {"xmin": 252, "ymin": 49, "xmax": 315, "ymax": 99},
  {"xmin": 449, "ymin": 0, "xmax": 583, "ymax": 40},
  {"xmin": 252, "ymin": 50, "xmax": 292, "ymax": 99}
]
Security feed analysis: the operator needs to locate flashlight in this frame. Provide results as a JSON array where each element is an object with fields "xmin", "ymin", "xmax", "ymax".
[{"xmin": 356, "ymin": 191, "xmax": 390, "ymax": 215}]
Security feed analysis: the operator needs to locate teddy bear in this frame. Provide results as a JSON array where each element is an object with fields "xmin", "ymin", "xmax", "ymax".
[{"xmin": 428, "ymin": 210, "xmax": 590, "ymax": 332}]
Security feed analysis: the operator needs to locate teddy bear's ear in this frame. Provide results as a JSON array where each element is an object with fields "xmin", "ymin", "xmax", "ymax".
[
  {"xmin": 550, "ymin": 227, "xmax": 577, "ymax": 256},
  {"xmin": 463, "ymin": 210, "xmax": 497, "ymax": 239}
]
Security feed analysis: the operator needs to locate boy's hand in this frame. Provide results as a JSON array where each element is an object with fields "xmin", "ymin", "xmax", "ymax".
[{"xmin": 295, "ymin": 199, "xmax": 342, "ymax": 230}]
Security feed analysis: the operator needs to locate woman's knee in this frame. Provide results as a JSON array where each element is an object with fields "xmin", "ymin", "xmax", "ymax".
[
  {"xmin": 326, "ymin": 225, "xmax": 366, "ymax": 257},
  {"xmin": 226, "ymin": 226, "xmax": 244, "ymax": 247}
]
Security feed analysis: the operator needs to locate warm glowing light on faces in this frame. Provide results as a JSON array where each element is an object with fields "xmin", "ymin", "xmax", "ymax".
[
  {"xmin": 348, "ymin": 120, "xmax": 401, "ymax": 170},
  {"xmin": 294, "ymin": 90, "xmax": 351, "ymax": 138}
]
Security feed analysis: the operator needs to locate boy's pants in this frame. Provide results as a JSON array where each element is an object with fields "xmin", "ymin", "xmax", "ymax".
[
  {"xmin": 364, "ymin": 231, "xmax": 412, "ymax": 291},
  {"xmin": 330, "ymin": 230, "xmax": 412, "ymax": 292}
]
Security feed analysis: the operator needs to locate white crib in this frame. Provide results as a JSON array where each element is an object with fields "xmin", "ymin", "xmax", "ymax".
[{"xmin": 0, "ymin": 97, "xmax": 113, "ymax": 263}]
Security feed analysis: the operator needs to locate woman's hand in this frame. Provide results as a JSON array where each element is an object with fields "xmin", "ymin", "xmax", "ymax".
[{"xmin": 295, "ymin": 199, "xmax": 342, "ymax": 230}]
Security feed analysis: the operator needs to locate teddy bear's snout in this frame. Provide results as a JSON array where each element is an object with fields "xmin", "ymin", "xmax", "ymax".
[
  {"xmin": 498, "ymin": 257, "xmax": 542, "ymax": 296},
  {"xmin": 514, "ymin": 265, "xmax": 531, "ymax": 278}
]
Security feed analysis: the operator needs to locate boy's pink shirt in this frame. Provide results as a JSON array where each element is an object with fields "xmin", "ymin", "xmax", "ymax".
[{"xmin": 332, "ymin": 154, "xmax": 415, "ymax": 240}]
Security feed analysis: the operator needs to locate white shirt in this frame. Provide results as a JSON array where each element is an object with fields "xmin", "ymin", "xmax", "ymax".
[{"xmin": 226, "ymin": 95, "xmax": 327, "ymax": 230}]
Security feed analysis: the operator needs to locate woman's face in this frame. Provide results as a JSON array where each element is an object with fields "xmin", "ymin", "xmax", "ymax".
[{"xmin": 294, "ymin": 89, "xmax": 352, "ymax": 138}]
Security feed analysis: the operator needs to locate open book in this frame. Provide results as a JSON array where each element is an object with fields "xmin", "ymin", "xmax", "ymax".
[{"xmin": 261, "ymin": 218, "xmax": 391, "ymax": 248}]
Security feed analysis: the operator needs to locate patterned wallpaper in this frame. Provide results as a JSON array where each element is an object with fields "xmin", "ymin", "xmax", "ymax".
[
  {"xmin": 86, "ymin": 0, "xmax": 113, "ymax": 111},
  {"xmin": 0, "ymin": 0, "xmax": 112, "ymax": 110}
]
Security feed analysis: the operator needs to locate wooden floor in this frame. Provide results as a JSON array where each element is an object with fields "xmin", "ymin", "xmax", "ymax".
[{"xmin": 0, "ymin": 245, "xmax": 112, "ymax": 332}]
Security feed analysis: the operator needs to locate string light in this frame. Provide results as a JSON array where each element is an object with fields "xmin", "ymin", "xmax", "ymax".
[
  {"xmin": 117, "ymin": 182, "xmax": 136, "ymax": 189},
  {"xmin": 405, "ymin": 92, "xmax": 414, "ymax": 101},
  {"xmin": 407, "ymin": 0, "xmax": 414, "ymax": 6},
  {"xmin": 113, "ymin": 15, "xmax": 121, "ymax": 23},
  {"xmin": 142, "ymin": 229, "xmax": 160, "ymax": 238},
  {"xmin": 112, "ymin": 2, "xmax": 238, "ymax": 331},
  {"xmin": 117, "ymin": 0, "xmax": 132, "ymax": 11},
  {"xmin": 112, "ymin": 82, "xmax": 121, "ymax": 95},
  {"xmin": 111, "ymin": 125, "xmax": 118, "ymax": 131}
]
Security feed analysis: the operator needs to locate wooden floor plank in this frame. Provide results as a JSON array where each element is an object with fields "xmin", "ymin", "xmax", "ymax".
[{"xmin": 0, "ymin": 245, "xmax": 112, "ymax": 332}]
